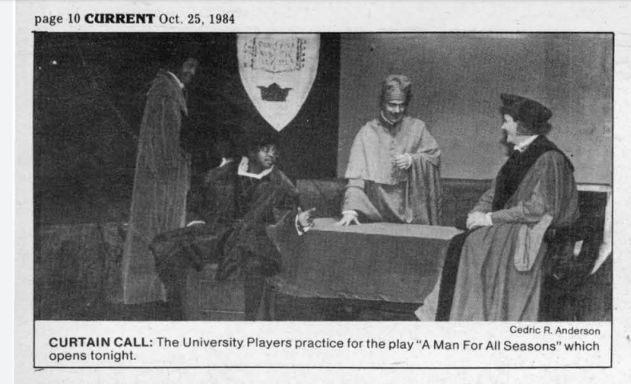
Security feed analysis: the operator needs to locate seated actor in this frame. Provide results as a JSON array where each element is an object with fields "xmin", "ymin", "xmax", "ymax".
[
  {"xmin": 338, "ymin": 74, "xmax": 441, "ymax": 226},
  {"xmin": 151, "ymin": 133, "xmax": 314, "ymax": 320},
  {"xmin": 436, "ymin": 94, "xmax": 579, "ymax": 321}
]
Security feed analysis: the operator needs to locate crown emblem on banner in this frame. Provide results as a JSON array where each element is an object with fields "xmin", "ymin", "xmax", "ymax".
[
  {"xmin": 257, "ymin": 83, "xmax": 292, "ymax": 102},
  {"xmin": 238, "ymin": 34, "xmax": 320, "ymax": 131}
]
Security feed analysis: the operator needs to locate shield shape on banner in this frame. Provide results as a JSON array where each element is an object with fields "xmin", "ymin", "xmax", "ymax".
[{"xmin": 237, "ymin": 34, "xmax": 320, "ymax": 132}]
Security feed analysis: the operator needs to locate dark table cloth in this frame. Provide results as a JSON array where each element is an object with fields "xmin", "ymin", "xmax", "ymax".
[{"xmin": 269, "ymin": 218, "xmax": 462, "ymax": 304}]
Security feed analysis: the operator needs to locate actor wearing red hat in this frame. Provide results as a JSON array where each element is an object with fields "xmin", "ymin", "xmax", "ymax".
[
  {"xmin": 437, "ymin": 94, "xmax": 579, "ymax": 321},
  {"xmin": 338, "ymin": 75, "xmax": 442, "ymax": 226}
]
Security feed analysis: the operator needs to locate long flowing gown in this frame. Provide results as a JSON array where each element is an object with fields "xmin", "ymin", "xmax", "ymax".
[
  {"xmin": 121, "ymin": 70, "xmax": 190, "ymax": 304},
  {"xmin": 450, "ymin": 138, "xmax": 578, "ymax": 321}
]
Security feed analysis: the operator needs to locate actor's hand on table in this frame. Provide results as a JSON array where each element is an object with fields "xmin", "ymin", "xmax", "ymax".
[
  {"xmin": 394, "ymin": 153, "xmax": 412, "ymax": 170},
  {"xmin": 466, "ymin": 211, "xmax": 493, "ymax": 229},
  {"xmin": 297, "ymin": 207, "xmax": 316, "ymax": 231},
  {"xmin": 337, "ymin": 210, "xmax": 361, "ymax": 226}
]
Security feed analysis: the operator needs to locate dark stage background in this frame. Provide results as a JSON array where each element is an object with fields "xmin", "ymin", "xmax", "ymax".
[{"xmin": 33, "ymin": 33, "xmax": 340, "ymax": 225}]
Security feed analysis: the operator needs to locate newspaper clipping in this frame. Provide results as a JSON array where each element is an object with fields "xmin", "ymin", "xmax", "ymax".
[{"xmin": 13, "ymin": 1, "xmax": 630, "ymax": 382}]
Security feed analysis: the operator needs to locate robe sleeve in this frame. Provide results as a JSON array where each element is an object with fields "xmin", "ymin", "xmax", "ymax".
[
  {"xmin": 185, "ymin": 172, "xmax": 210, "ymax": 224},
  {"xmin": 342, "ymin": 127, "xmax": 384, "ymax": 220},
  {"xmin": 409, "ymin": 125, "xmax": 441, "ymax": 167},
  {"xmin": 490, "ymin": 151, "xmax": 578, "ymax": 226},
  {"xmin": 407, "ymin": 157, "xmax": 442, "ymax": 225},
  {"xmin": 471, "ymin": 184, "xmax": 495, "ymax": 214},
  {"xmin": 272, "ymin": 186, "xmax": 301, "ymax": 224},
  {"xmin": 187, "ymin": 166, "xmax": 236, "ymax": 229},
  {"xmin": 407, "ymin": 125, "xmax": 442, "ymax": 224},
  {"xmin": 341, "ymin": 178, "xmax": 384, "ymax": 221},
  {"xmin": 344, "ymin": 127, "xmax": 369, "ymax": 180},
  {"xmin": 262, "ymin": 182, "xmax": 305, "ymax": 261}
]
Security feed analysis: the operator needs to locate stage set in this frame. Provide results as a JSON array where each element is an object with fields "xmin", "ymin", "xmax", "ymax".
[{"xmin": 33, "ymin": 33, "xmax": 612, "ymax": 321}]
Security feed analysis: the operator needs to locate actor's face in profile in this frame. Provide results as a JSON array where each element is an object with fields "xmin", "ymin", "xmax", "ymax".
[
  {"xmin": 255, "ymin": 144, "xmax": 278, "ymax": 169},
  {"xmin": 382, "ymin": 100, "xmax": 406, "ymax": 124},
  {"xmin": 180, "ymin": 58, "xmax": 199, "ymax": 86},
  {"xmin": 501, "ymin": 114, "xmax": 519, "ymax": 144}
]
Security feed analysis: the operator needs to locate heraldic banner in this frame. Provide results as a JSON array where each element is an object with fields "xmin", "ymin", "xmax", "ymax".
[{"xmin": 237, "ymin": 34, "xmax": 320, "ymax": 132}]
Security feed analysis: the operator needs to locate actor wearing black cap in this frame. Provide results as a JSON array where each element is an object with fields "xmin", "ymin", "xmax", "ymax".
[
  {"xmin": 338, "ymin": 74, "xmax": 441, "ymax": 226},
  {"xmin": 150, "ymin": 132, "xmax": 315, "ymax": 320},
  {"xmin": 436, "ymin": 94, "xmax": 579, "ymax": 321}
]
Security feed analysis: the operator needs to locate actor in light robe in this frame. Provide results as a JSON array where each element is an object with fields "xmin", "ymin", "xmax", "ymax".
[
  {"xmin": 150, "ymin": 133, "xmax": 314, "ymax": 319},
  {"xmin": 439, "ymin": 94, "xmax": 579, "ymax": 321},
  {"xmin": 338, "ymin": 75, "xmax": 441, "ymax": 226},
  {"xmin": 121, "ymin": 57, "xmax": 199, "ymax": 304}
]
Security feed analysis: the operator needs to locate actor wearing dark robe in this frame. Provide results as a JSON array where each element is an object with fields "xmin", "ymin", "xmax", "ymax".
[
  {"xmin": 122, "ymin": 59, "xmax": 199, "ymax": 304},
  {"xmin": 151, "ymin": 143, "xmax": 312, "ymax": 319},
  {"xmin": 437, "ymin": 94, "xmax": 579, "ymax": 321},
  {"xmin": 339, "ymin": 75, "xmax": 441, "ymax": 226}
]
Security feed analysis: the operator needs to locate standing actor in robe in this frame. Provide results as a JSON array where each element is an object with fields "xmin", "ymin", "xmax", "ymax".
[
  {"xmin": 338, "ymin": 74, "xmax": 441, "ymax": 226},
  {"xmin": 150, "ymin": 133, "xmax": 315, "ymax": 319},
  {"xmin": 440, "ymin": 94, "xmax": 579, "ymax": 321},
  {"xmin": 121, "ymin": 57, "xmax": 199, "ymax": 304}
]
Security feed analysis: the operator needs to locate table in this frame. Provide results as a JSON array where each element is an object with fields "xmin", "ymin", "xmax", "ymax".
[{"xmin": 267, "ymin": 218, "xmax": 461, "ymax": 318}]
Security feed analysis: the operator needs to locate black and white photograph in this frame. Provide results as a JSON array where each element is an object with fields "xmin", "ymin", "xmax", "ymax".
[
  {"xmin": 12, "ymin": 0, "xmax": 631, "ymax": 379},
  {"xmin": 32, "ymin": 32, "xmax": 612, "ymax": 323}
]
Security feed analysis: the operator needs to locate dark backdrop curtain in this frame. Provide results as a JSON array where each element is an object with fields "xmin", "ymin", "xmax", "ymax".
[
  {"xmin": 183, "ymin": 34, "xmax": 340, "ymax": 180},
  {"xmin": 34, "ymin": 33, "xmax": 340, "ymax": 225}
]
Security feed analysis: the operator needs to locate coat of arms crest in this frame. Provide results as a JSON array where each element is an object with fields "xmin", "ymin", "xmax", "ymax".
[{"xmin": 237, "ymin": 34, "xmax": 320, "ymax": 131}]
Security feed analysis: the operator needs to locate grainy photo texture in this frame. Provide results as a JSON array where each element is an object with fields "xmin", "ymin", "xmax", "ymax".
[{"xmin": 33, "ymin": 33, "xmax": 612, "ymax": 323}]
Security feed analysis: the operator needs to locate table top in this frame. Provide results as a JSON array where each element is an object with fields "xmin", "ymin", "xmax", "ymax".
[{"xmin": 310, "ymin": 218, "xmax": 462, "ymax": 240}]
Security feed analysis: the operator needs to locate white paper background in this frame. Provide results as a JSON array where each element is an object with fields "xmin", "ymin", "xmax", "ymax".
[
  {"xmin": 11, "ymin": 1, "xmax": 631, "ymax": 383},
  {"xmin": 34, "ymin": 321, "xmax": 611, "ymax": 368},
  {"xmin": 2, "ymin": 1, "xmax": 15, "ymax": 383}
]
